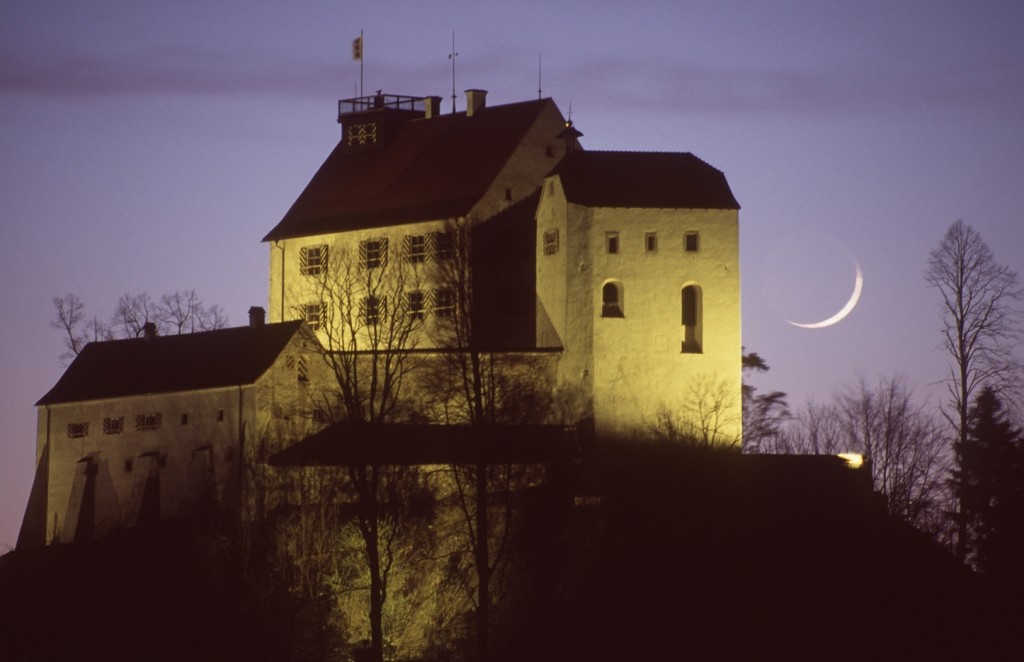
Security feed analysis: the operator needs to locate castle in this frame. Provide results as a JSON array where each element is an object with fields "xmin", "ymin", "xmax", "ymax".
[{"xmin": 18, "ymin": 89, "xmax": 741, "ymax": 548}]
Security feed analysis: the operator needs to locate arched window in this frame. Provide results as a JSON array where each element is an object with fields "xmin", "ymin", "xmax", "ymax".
[
  {"xmin": 682, "ymin": 285, "xmax": 702, "ymax": 353},
  {"xmin": 602, "ymin": 281, "xmax": 623, "ymax": 318}
]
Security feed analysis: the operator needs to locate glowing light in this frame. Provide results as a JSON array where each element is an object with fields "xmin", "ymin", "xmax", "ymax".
[
  {"xmin": 787, "ymin": 262, "xmax": 863, "ymax": 329},
  {"xmin": 837, "ymin": 453, "xmax": 864, "ymax": 469}
]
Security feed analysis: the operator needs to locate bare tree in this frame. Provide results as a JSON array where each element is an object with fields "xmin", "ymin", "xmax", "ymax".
[
  {"xmin": 50, "ymin": 294, "xmax": 111, "ymax": 364},
  {"xmin": 925, "ymin": 220, "xmax": 1022, "ymax": 558},
  {"xmin": 159, "ymin": 289, "xmax": 228, "ymax": 334},
  {"xmin": 297, "ymin": 240, "xmax": 428, "ymax": 662},
  {"xmin": 112, "ymin": 292, "xmax": 162, "ymax": 337},
  {"xmin": 52, "ymin": 291, "xmax": 228, "ymax": 362},
  {"xmin": 838, "ymin": 378, "xmax": 952, "ymax": 534},
  {"xmin": 651, "ymin": 373, "xmax": 743, "ymax": 449},
  {"xmin": 424, "ymin": 221, "xmax": 553, "ymax": 661}
]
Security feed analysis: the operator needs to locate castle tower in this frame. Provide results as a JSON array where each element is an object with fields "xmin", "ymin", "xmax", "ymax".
[{"xmin": 536, "ymin": 151, "xmax": 742, "ymax": 443}]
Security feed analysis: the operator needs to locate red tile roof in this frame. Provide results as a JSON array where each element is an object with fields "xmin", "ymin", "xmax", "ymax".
[
  {"xmin": 554, "ymin": 151, "xmax": 740, "ymax": 210},
  {"xmin": 263, "ymin": 98, "xmax": 558, "ymax": 241},
  {"xmin": 37, "ymin": 322, "xmax": 303, "ymax": 405}
]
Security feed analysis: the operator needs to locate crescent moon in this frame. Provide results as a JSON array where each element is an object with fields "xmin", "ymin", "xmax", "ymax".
[{"xmin": 786, "ymin": 263, "xmax": 863, "ymax": 329}]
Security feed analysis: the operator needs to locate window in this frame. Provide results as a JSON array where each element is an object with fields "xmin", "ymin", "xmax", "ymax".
[
  {"xmin": 606, "ymin": 232, "xmax": 620, "ymax": 255},
  {"xmin": 602, "ymin": 282, "xmax": 623, "ymax": 318},
  {"xmin": 312, "ymin": 408, "xmax": 329, "ymax": 423},
  {"xmin": 432, "ymin": 231, "xmax": 455, "ymax": 261},
  {"xmin": 297, "ymin": 355, "xmax": 309, "ymax": 383},
  {"xmin": 67, "ymin": 422, "xmax": 89, "ymax": 438},
  {"xmin": 135, "ymin": 413, "xmax": 162, "ymax": 431},
  {"xmin": 124, "ymin": 459, "xmax": 133, "ymax": 473},
  {"xmin": 433, "ymin": 289, "xmax": 455, "ymax": 318},
  {"xmin": 543, "ymin": 229, "xmax": 560, "ymax": 256},
  {"xmin": 103, "ymin": 417, "xmax": 124, "ymax": 435},
  {"xmin": 303, "ymin": 302, "xmax": 324, "ymax": 330},
  {"xmin": 645, "ymin": 232, "xmax": 658, "ymax": 253},
  {"xmin": 360, "ymin": 238, "xmax": 388, "ymax": 269},
  {"xmin": 408, "ymin": 290, "xmax": 426, "ymax": 320},
  {"xmin": 362, "ymin": 295, "xmax": 386, "ymax": 325},
  {"xmin": 682, "ymin": 285, "xmax": 702, "ymax": 353},
  {"xmin": 217, "ymin": 409, "xmax": 224, "ymax": 422},
  {"xmin": 181, "ymin": 413, "xmax": 189, "ymax": 425},
  {"xmin": 505, "ymin": 187, "xmax": 513, "ymax": 201},
  {"xmin": 684, "ymin": 231, "xmax": 699, "ymax": 253},
  {"xmin": 300, "ymin": 245, "xmax": 328, "ymax": 275},
  {"xmin": 404, "ymin": 235, "xmax": 427, "ymax": 263}
]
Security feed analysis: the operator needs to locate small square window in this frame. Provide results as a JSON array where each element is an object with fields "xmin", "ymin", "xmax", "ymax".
[
  {"xmin": 362, "ymin": 295, "xmax": 386, "ymax": 325},
  {"xmin": 684, "ymin": 231, "xmax": 699, "ymax": 252},
  {"xmin": 360, "ymin": 238, "xmax": 388, "ymax": 269},
  {"xmin": 103, "ymin": 417, "xmax": 124, "ymax": 435},
  {"xmin": 432, "ymin": 231, "xmax": 455, "ymax": 261},
  {"xmin": 434, "ymin": 289, "xmax": 455, "ymax": 318},
  {"xmin": 408, "ymin": 291, "xmax": 426, "ymax": 320},
  {"xmin": 543, "ymin": 229, "xmax": 559, "ymax": 256},
  {"xmin": 303, "ymin": 302, "xmax": 324, "ymax": 330},
  {"xmin": 645, "ymin": 232, "xmax": 658, "ymax": 253},
  {"xmin": 606, "ymin": 232, "xmax": 620, "ymax": 255},
  {"xmin": 67, "ymin": 422, "xmax": 89, "ymax": 438},
  {"xmin": 300, "ymin": 245, "xmax": 328, "ymax": 275},
  {"xmin": 405, "ymin": 235, "xmax": 427, "ymax": 263},
  {"xmin": 135, "ymin": 413, "xmax": 162, "ymax": 431}
]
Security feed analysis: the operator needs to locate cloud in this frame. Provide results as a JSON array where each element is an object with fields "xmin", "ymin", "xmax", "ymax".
[
  {"xmin": 553, "ymin": 56, "xmax": 1023, "ymax": 117},
  {"xmin": 3, "ymin": 44, "xmax": 1020, "ymax": 121},
  {"xmin": 0, "ymin": 46, "xmax": 345, "ymax": 99}
]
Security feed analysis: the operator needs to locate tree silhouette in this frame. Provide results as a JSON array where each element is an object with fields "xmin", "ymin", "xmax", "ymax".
[
  {"xmin": 297, "ymin": 240, "xmax": 427, "ymax": 662},
  {"xmin": 925, "ymin": 220, "xmax": 1022, "ymax": 559},
  {"xmin": 956, "ymin": 387, "xmax": 1024, "ymax": 579},
  {"xmin": 51, "ymin": 290, "xmax": 227, "ymax": 364}
]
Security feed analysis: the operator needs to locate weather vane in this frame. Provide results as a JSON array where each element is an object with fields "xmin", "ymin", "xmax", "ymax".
[{"xmin": 448, "ymin": 31, "xmax": 459, "ymax": 113}]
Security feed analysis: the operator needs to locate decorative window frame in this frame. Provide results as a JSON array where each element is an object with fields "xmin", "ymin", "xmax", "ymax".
[
  {"xmin": 300, "ymin": 245, "xmax": 328, "ymax": 275},
  {"xmin": 135, "ymin": 413, "xmax": 162, "ymax": 431}
]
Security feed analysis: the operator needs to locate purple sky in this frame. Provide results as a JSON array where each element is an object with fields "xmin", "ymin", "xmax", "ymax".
[{"xmin": 2, "ymin": 1, "xmax": 1022, "ymax": 550}]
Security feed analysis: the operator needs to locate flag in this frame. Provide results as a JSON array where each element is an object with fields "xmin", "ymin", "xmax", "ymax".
[{"xmin": 352, "ymin": 35, "xmax": 363, "ymax": 61}]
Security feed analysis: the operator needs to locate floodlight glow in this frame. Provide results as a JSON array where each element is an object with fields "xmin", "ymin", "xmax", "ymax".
[{"xmin": 837, "ymin": 453, "xmax": 864, "ymax": 469}]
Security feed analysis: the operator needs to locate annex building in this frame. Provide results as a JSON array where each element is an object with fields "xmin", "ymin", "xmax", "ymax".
[{"xmin": 19, "ymin": 89, "xmax": 742, "ymax": 547}]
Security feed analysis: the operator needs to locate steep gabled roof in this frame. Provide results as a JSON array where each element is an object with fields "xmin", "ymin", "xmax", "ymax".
[
  {"xmin": 36, "ymin": 322, "xmax": 303, "ymax": 405},
  {"xmin": 553, "ymin": 151, "xmax": 740, "ymax": 210},
  {"xmin": 263, "ymin": 98, "xmax": 558, "ymax": 241}
]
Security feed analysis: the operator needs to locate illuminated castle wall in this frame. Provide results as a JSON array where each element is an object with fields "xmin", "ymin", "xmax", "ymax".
[
  {"xmin": 21, "ymin": 88, "xmax": 743, "ymax": 548},
  {"xmin": 265, "ymin": 89, "xmax": 744, "ymax": 441},
  {"xmin": 535, "ymin": 153, "xmax": 742, "ymax": 440}
]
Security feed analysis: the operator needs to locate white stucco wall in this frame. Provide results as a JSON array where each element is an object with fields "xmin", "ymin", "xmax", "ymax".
[{"xmin": 537, "ymin": 176, "xmax": 742, "ymax": 443}]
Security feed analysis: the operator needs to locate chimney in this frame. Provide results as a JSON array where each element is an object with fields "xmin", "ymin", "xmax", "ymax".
[
  {"xmin": 465, "ymin": 89, "xmax": 487, "ymax": 117},
  {"xmin": 248, "ymin": 306, "xmax": 266, "ymax": 328},
  {"xmin": 142, "ymin": 322, "xmax": 157, "ymax": 340},
  {"xmin": 424, "ymin": 96, "xmax": 442, "ymax": 119}
]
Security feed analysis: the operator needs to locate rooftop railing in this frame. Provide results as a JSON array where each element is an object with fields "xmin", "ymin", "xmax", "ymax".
[{"xmin": 338, "ymin": 94, "xmax": 425, "ymax": 117}]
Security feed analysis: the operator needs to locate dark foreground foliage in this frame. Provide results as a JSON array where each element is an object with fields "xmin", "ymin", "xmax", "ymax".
[{"xmin": 3, "ymin": 445, "xmax": 1020, "ymax": 661}]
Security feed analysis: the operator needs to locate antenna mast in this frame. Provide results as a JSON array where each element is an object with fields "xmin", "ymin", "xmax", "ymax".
[
  {"xmin": 448, "ymin": 31, "xmax": 459, "ymax": 113},
  {"xmin": 538, "ymin": 53, "xmax": 542, "ymax": 99}
]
